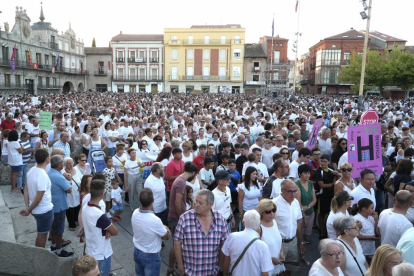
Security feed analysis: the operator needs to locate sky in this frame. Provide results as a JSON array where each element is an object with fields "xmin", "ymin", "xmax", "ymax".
[{"xmin": 1, "ymin": 0, "xmax": 413, "ymax": 59}]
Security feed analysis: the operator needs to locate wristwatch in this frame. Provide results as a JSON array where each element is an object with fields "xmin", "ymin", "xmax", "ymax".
[{"xmin": 301, "ymin": 241, "xmax": 306, "ymax": 245}]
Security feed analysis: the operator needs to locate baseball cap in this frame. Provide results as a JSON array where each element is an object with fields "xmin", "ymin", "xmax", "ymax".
[{"xmin": 215, "ymin": 170, "xmax": 234, "ymax": 180}]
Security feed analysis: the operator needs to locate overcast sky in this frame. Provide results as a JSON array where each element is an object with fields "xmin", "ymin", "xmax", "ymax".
[{"xmin": 1, "ymin": 0, "xmax": 412, "ymax": 59}]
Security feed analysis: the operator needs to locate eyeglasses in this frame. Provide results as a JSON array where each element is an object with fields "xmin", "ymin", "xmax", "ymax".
[
  {"xmin": 282, "ymin": 188, "xmax": 298, "ymax": 194},
  {"xmin": 325, "ymin": 251, "xmax": 344, "ymax": 258},
  {"xmin": 142, "ymin": 143, "xmax": 147, "ymax": 146},
  {"xmin": 313, "ymin": 153, "xmax": 321, "ymax": 156},
  {"xmin": 80, "ymin": 159, "xmax": 87, "ymax": 162},
  {"xmin": 265, "ymin": 208, "xmax": 276, "ymax": 214},
  {"xmin": 341, "ymin": 168, "xmax": 352, "ymax": 172},
  {"xmin": 281, "ymin": 152, "xmax": 289, "ymax": 155}
]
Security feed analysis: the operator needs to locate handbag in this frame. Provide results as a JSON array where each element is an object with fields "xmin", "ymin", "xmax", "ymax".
[
  {"xmin": 337, "ymin": 239, "xmax": 364, "ymax": 276},
  {"xmin": 229, "ymin": 238, "xmax": 258, "ymax": 276}
]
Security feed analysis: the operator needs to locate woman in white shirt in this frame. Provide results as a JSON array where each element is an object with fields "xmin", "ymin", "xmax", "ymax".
[
  {"xmin": 257, "ymin": 199, "xmax": 286, "ymax": 276},
  {"xmin": 124, "ymin": 148, "xmax": 144, "ymax": 211},
  {"xmin": 186, "ymin": 173, "xmax": 203, "ymax": 200},
  {"xmin": 7, "ymin": 130, "xmax": 23, "ymax": 193},
  {"xmin": 309, "ymin": 239, "xmax": 345, "ymax": 276},
  {"xmin": 334, "ymin": 216, "xmax": 369, "ymax": 276},
  {"xmin": 64, "ymin": 157, "xmax": 82, "ymax": 231},
  {"xmin": 326, "ymin": 191, "xmax": 353, "ymax": 239},
  {"xmin": 181, "ymin": 141, "xmax": 194, "ymax": 163},
  {"xmin": 238, "ymin": 166, "xmax": 261, "ymax": 220}
]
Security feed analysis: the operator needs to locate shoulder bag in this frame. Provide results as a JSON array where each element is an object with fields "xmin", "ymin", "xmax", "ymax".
[
  {"xmin": 337, "ymin": 239, "xmax": 364, "ymax": 276},
  {"xmin": 229, "ymin": 238, "xmax": 258, "ymax": 276}
]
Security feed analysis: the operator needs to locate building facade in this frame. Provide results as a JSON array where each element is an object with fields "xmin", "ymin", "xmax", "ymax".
[
  {"xmin": 85, "ymin": 47, "xmax": 112, "ymax": 92},
  {"xmin": 243, "ymin": 43, "xmax": 267, "ymax": 94},
  {"xmin": 164, "ymin": 24, "xmax": 245, "ymax": 94},
  {"xmin": 0, "ymin": 6, "xmax": 87, "ymax": 96},
  {"xmin": 110, "ymin": 33, "xmax": 164, "ymax": 93}
]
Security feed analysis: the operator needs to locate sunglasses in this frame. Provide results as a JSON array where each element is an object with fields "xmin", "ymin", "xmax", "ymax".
[
  {"xmin": 265, "ymin": 208, "xmax": 276, "ymax": 214},
  {"xmin": 341, "ymin": 143, "xmax": 347, "ymax": 145},
  {"xmin": 341, "ymin": 168, "xmax": 352, "ymax": 172},
  {"xmin": 281, "ymin": 152, "xmax": 289, "ymax": 155}
]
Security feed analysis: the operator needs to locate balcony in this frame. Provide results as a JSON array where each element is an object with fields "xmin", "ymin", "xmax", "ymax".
[
  {"xmin": 252, "ymin": 67, "xmax": 260, "ymax": 72},
  {"xmin": 182, "ymin": 39, "xmax": 231, "ymax": 45},
  {"xmin": 55, "ymin": 67, "xmax": 89, "ymax": 75},
  {"xmin": 128, "ymin": 57, "xmax": 146, "ymax": 63},
  {"xmin": 321, "ymin": 60, "xmax": 341, "ymax": 66},
  {"xmin": 245, "ymin": 81, "xmax": 265, "ymax": 85},
  {"xmin": 94, "ymin": 71, "xmax": 107, "ymax": 76},
  {"xmin": 169, "ymin": 75, "xmax": 231, "ymax": 81},
  {"xmin": 116, "ymin": 58, "xmax": 125, "ymax": 62},
  {"xmin": 38, "ymin": 84, "xmax": 60, "ymax": 89},
  {"xmin": 0, "ymin": 82, "xmax": 25, "ymax": 89},
  {"xmin": 342, "ymin": 59, "xmax": 351, "ymax": 65},
  {"xmin": 149, "ymin": 58, "xmax": 159, "ymax": 63},
  {"xmin": 270, "ymin": 58, "xmax": 288, "ymax": 65},
  {"xmin": 49, "ymin": 42, "xmax": 59, "ymax": 50},
  {"xmin": 112, "ymin": 76, "xmax": 163, "ymax": 82}
]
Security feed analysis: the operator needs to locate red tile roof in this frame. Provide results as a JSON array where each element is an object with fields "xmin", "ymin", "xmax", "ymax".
[
  {"xmin": 111, "ymin": 34, "xmax": 164, "ymax": 42},
  {"xmin": 324, "ymin": 29, "xmax": 365, "ymax": 40},
  {"xmin": 361, "ymin": 30, "xmax": 406, "ymax": 43}
]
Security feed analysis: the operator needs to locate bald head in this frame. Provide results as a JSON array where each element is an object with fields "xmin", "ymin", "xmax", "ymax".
[
  {"xmin": 395, "ymin": 190, "xmax": 413, "ymax": 208},
  {"xmin": 51, "ymin": 148, "xmax": 64, "ymax": 157}
]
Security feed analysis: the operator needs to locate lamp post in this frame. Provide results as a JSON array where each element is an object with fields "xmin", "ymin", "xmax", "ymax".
[{"xmin": 358, "ymin": 0, "xmax": 372, "ymax": 112}]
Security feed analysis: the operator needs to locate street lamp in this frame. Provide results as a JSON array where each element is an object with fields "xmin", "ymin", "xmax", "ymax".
[{"xmin": 358, "ymin": 0, "xmax": 372, "ymax": 112}]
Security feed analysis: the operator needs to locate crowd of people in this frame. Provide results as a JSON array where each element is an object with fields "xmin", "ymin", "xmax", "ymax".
[{"xmin": 2, "ymin": 92, "xmax": 414, "ymax": 276}]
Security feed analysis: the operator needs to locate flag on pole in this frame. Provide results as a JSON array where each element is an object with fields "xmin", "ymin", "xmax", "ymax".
[
  {"xmin": 272, "ymin": 18, "xmax": 274, "ymax": 37},
  {"xmin": 295, "ymin": 0, "xmax": 299, "ymax": 12},
  {"xmin": 10, "ymin": 45, "xmax": 16, "ymax": 71},
  {"xmin": 28, "ymin": 48, "xmax": 32, "ymax": 65},
  {"xmin": 55, "ymin": 54, "xmax": 60, "ymax": 68}
]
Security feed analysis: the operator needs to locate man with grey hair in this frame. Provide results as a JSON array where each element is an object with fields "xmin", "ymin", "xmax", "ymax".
[
  {"xmin": 48, "ymin": 155, "xmax": 73, "ymax": 257},
  {"xmin": 392, "ymin": 262, "xmax": 414, "ymax": 276},
  {"xmin": 379, "ymin": 190, "xmax": 413, "ymax": 247},
  {"xmin": 171, "ymin": 139, "xmax": 181, "ymax": 149},
  {"xmin": 250, "ymin": 136, "xmax": 264, "ymax": 153},
  {"xmin": 221, "ymin": 210, "xmax": 273, "ymax": 276},
  {"xmin": 52, "ymin": 131, "xmax": 71, "ymax": 158},
  {"xmin": 174, "ymin": 189, "xmax": 229, "ymax": 276},
  {"xmin": 273, "ymin": 179, "xmax": 305, "ymax": 274},
  {"xmin": 144, "ymin": 162, "xmax": 168, "ymax": 226}
]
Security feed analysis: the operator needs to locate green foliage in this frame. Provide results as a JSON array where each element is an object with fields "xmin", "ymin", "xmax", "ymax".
[
  {"xmin": 92, "ymin": 37, "xmax": 96, "ymax": 47},
  {"xmin": 385, "ymin": 45, "xmax": 414, "ymax": 92},
  {"xmin": 338, "ymin": 51, "xmax": 363, "ymax": 92}
]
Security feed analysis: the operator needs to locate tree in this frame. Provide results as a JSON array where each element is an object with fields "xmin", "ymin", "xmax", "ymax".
[
  {"xmin": 92, "ymin": 37, "xmax": 96, "ymax": 47},
  {"xmin": 338, "ymin": 51, "xmax": 363, "ymax": 93},
  {"xmin": 386, "ymin": 45, "xmax": 414, "ymax": 97}
]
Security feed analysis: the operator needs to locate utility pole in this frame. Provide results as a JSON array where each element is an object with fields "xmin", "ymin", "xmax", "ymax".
[{"xmin": 358, "ymin": 0, "xmax": 372, "ymax": 111}]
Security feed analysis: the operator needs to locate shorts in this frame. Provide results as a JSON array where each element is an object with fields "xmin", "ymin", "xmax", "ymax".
[
  {"xmin": 1, "ymin": 155, "xmax": 8, "ymax": 165},
  {"xmin": 112, "ymin": 203, "xmax": 123, "ymax": 211},
  {"xmin": 32, "ymin": 209, "xmax": 54, "ymax": 233},
  {"xmin": 11, "ymin": 165, "xmax": 23, "ymax": 172},
  {"xmin": 52, "ymin": 210, "xmax": 66, "ymax": 235},
  {"xmin": 318, "ymin": 198, "xmax": 332, "ymax": 216},
  {"xmin": 168, "ymin": 218, "xmax": 178, "ymax": 237}
]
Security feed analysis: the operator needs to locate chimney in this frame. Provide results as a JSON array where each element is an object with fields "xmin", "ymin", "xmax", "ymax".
[
  {"xmin": 120, "ymin": 31, "xmax": 122, "ymax": 34},
  {"xmin": 350, "ymin": 27, "xmax": 353, "ymax": 30}
]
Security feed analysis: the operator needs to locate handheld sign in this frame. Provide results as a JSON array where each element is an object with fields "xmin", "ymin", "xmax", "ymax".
[
  {"xmin": 347, "ymin": 123, "xmax": 382, "ymax": 178},
  {"xmin": 39, "ymin": 111, "xmax": 52, "ymax": 130},
  {"xmin": 361, "ymin": 110, "xmax": 379, "ymax": 125},
  {"xmin": 307, "ymin": 118, "xmax": 324, "ymax": 149}
]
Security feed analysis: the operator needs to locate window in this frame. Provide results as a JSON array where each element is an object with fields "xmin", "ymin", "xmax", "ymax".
[
  {"xmin": 130, "ymin": 85, "xmax": 136, "ymax": 93},
  {"xmin": 172, "ymin": 36, "xmax": 177, "ymax": 44},
  {"xmin": 15, "ymin": 75, "xmax": 21, "ymax": 86},
  {"xmin": 151, "ymin": 50, "xmax": 158, "ymax": 58},
  {"xmin": 139, "ymin": 51, "xmax": 145, "ymax": 58},
  {"xmin": 53, "ymin": 78, "xmax": 57, "ymax": 86},
  {"xmin": 2, "ymin": 46, "xmax": 9, "ymax": 60},
  {"xmin": 5, "ymin": 74, "xmax": 11, "ymax": 86},
  {"xmin": 151, "ymin": 68, "xmax": 158, "ymax": 79},
  {"xmin": 45, "ymin": 55, "xmax": 49, "ymax": 65},
  {"xmin": 205, "ymin": 36, "xmax": 209, "ymax": 44},
  {"xmin": 280, "ymin": 43, "xmax": 283, "ymax": 46},
  {"xmin": 343, "ymin": 52, "xmax": 351, "ymax": 65},
  {"xmin": 171, "ymin": 67, "xmax": 178, "ymax": 80},
  {"xmin": 219, "ymin": 67, "xmax": 226, "ymax": 80},
  {"xmin": 203, "ymin": 67, "xmax": 209, "ymax": 80},
  {"xmin": 233, "ymin": 49, "xmax": 241, "ymax": 60},
  {"xmin": 139, "ymin": 68, "xmax": 146, "ymax": 80},
  {"xmin": 233, "ymin": 66, "xmax": 241, "ymax": 80},
  {"xmin": 221, "ymin": 36, "xmax": 226, "ymax": 44},
  {"xmin": 14, "ymin": 49, "xmax": 19, "ymax": 62},
  {"xmin": 46, "ymin": 77, "xmax": 50, "ymax": 87},
  {"xmin": 130, "ymin": 51, "xmax": 136, "ymax": 59},
  {"xmin": 38, "ymin": 76, "xmax": 42, "ymax": 86},
  {"xmin": 130, "ymin": 68, "xmax": 136, "ymax": 79},
  {"xmin": 273, "ymin": 51, "xmax": 280, "ymax": 63},
  {"xmin": 36, "ymin": 53, "xmax": 42, "ymax": 64},
  {"xmin": 319, "ymin": 49, "xmax": 342, "ymax": 65},
  {"xmin": 204, "ymin": 49, "xmax": 210, "ymax": 60},
  {"xmin": 65, "ymin": 42, "xmax": 69, "ymax": 51},
  {"xmin": 117, "ymin": 68, "xmax": 124, "ymax": 79},
  {"xmin": 319, "ymin": 67, "xmax": 340, "ymax": 84},
  {"xmin": 52, "ymin": 56, "xmax": 56, "ymax": 67},
  {"xmin": 220, "ymin": 49, "xmax": 226, "ymax": 61},
  {"xmin": 187, "ymin": 67, "xmax": 194, "ymax": 79},
  {"xmin": 58, "ymin": 40, "xmax": 62, "ymax": 50},
  {"xmin": 51, "ymin": 35, "xmax": 55, "ymax": 43},
  {"xmin": 253, "ymin": 75, "xmax": 259, "ymax": 81},
  {"xmin": 99, "ymin": 61, "xmax": 104, "ymax": 72},
  {"xmin": 76, "ymin": 46, "xmax": 79, "ymax": 54},
  {"xmin": 187, "ymin": 49, "xmax": 194, "ymax": 60},
  {"xmin": 201, "ymin": 86, "xmax": 210, "ymax": 93},
  {"xmin": 172, "ymin": 49, "xmax": 177, "ymax": 60},
  {"xmin": 188, "ymin": 36, "xmax": 193, "ymax": 44},
  {"xmin": 117, "ymin": 51, "xmax": 124, "ymax": 62},
  {"xmin": 235, "ymin": 36, "xmax": 240, "ymax": 44}
]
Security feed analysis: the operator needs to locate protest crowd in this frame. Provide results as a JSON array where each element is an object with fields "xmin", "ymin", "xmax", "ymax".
[{"xmin": 2, "ymin": 91, "xmax": 414, "ymax": 276}]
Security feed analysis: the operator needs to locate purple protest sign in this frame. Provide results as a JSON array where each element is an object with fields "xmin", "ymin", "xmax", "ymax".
[
  {"xmin": 307, "ymin": 118, "xmax": 324, "ymax": 149},
  {"xmin": 347, "ymin": 123, "xmax": 382, "ymax": 178}
]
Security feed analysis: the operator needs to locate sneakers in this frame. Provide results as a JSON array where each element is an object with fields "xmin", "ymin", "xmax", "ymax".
[
  {"xmin": 50, "ymin": 240, "xmax": 71, "ymax": 252},
  {"xmin": 116, "ymin": 215, "xmax": 122, "ymax": 220},
  {"xmin": 112, "ymin": 218, "xmax": 118, "ymax": 223},
  {"xmin": 106, "ymin": 212, "xmax": 112, "ymax": 218},
  {"xmin": 56, "ymin": 249, "xmax": 74, "ymax": 257}
]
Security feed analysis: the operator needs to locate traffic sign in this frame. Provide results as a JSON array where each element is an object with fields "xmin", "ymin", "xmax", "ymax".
[{"xmin": 361, "ymin": 110, "xmax": 379, "ymax": 125}]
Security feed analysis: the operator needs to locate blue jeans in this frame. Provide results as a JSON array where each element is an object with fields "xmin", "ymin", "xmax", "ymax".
[
  {"xmin": 98, "ymin": 256, "xmax": 112, "ymax": 276},
  {"xmin": 134, "ymin": 247, "xmax": 161, "ymax": 276},
  {"xmin": 17, "ymin": 163, "xmax": 30, "ymax": 190}
]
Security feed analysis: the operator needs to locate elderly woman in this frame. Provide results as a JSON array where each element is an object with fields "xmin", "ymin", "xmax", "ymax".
[
  {"xmin": 124, "ymin": 148, "xmax": 145, "ymax": 211},
  {"xmin": 74, "ymin": 153, "xmax": 91, "ymax": 175},
  {"xmin": 333, "ymin": 216, "xmax": 368, "ymax": 276},
  {"xmin": 70, "ymin": 126, "xmax": 83, "ymax": 164},
  {"xmin": 257, "ymin": 199, "xmax": 286, "ymax": 276},
  {"xmin": 309, "ymin": 239, "xmax": 344, "ymax": 276},
  {"xmin": 64, "ymin": 157, "xmax": 82, "ymax": 231},
  {"xmin": 365, "ymin": 244, "xmax": 403, "ymax": 276}
]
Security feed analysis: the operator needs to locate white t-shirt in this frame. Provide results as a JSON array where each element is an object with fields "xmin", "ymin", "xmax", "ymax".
[
  {"xmin": 111, "ymin": 187, "xmax": 123, "ymax": 205},
  {"xmin": 212, "ymin": 187, "xmax": 232, "ymax": 220},
  {"xmin": 326, "ymin": 210, "xmax": 349, "ymax": 239},
  {"xmin": 200, "ymin": 168, "xmax": 215, "ymax": 184},
  {"xmin": 144, "ymin": 174, "xmax": 167, "ymax": 214},
  {"xmin": 28, "ymin": 124, "xmax": 40, "ymax": 144},
  {"xmin": 288, "ymin": 160, "xmax": 301, "ymax": 181},
  {"xmin": 124, "ymin": 158, "xmax": 142, "ymax": 175},
  {"xmin": 27, "ymin": 167, "xmax": 53, "ymax": 215},
  {"xmin": 309, "ymin": 259, "xmax": 345, "ymax": 276},
  {"xmin": 354, "ymin": 213, "xmax": 376, "ymax": 256},
  {"xmin": 238, "ymin": 183, "xmax": 261, "ymax": 211},
  {"xmin": 262, "ymin": 148, "xmax": 274, "ymax": 169},
  {"xmin": 270, "ymin": 178, "xmax": 283, "ymax": 199},
  {"xmin": 112, "ymin": 153, "xmax": 128, "ymax": 174},
  {"xmin": 81, "ymin": 193, "xmax": 106, "ymax": 211},
  {"xmin": 379, "ymin": 210, "xmax": 413, "ymax": 247},
  {"xmin": 132, "ymin": 209, "xmax": 167, "ymax": 253},
  {"xmin": 7, "ymin": 141, "xmax": 23, "ymax": 166},
  {"xmin": 1, "ymin": 139, "xmax": 8, "ymax": 156}
]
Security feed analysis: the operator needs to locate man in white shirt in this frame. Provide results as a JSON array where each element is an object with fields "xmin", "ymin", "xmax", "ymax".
[
  {"xmin": 222, "ymin": 210, "xmax": 274, "ymax": 276},
  {"xmin": 118, "ymin": 119, "xmax": 134, "ymax": 139},
  {"xmin": 271, "ymin": 134, "xmax": 285, "ymax": 154},
  {"xmin": 132, "ymin": 188, "xmax": 170, "ymax": 276},
  {"xmin": 212, "ymin": 171, "xmax": 235, "ymax": 231},
  {"xmin": 249, "ymin": 136, "xmax": 263, "ymax": 153},
  {"xmin": 397, "ymin": 227, "xmax": 414, "ymax": 265},
  {"xmin": 82, "ymin": 179, "xmax": 118, "ymax": 276},
  {"xmin": 289, "ymin": 148, "xmax": 311, "ymax": 181},
  {"xmin": 379, "ymin": 190, "xmax": 413, "ymax": 247},
  {"xmin": 20, "ymin": 148, "xmax": 53, "ymax": 248},
  {"xmin": 273, "ymin": 179, "xmax": 305, "ymax": 274},
  {"xmin": 144, "ymin": 163, "xmax": 168, "ymax": 225},
  {"xmin": 317, "ymin": 127, "xmax": 332, "ymax": 155},
  {"xmin": 263, "ymin": 159, "xmax": 290, "ymax": 199},
  {"xmin": 350, "ymin": 169, "xmax": 377, "ymax": 210}
]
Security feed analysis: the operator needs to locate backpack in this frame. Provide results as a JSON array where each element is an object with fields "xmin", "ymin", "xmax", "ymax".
[{"xmin": 262, "ymin": 175, "xmax": 277, "ymax": 199}]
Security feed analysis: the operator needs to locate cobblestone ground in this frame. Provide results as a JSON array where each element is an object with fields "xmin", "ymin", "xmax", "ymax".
[{"xmin": 0, "ymin": 163, "xmax": 320, "ymax": 276}]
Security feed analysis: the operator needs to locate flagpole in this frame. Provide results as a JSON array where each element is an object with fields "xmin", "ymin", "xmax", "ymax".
[{"xmin": 293, "ymin": 0, "xmax": 301, "ymax": 95}]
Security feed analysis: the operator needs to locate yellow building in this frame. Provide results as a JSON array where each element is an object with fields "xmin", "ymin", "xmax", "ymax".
[{"xmin": 164, "ymin": 24, "xmax": 245, "ymax": 93}]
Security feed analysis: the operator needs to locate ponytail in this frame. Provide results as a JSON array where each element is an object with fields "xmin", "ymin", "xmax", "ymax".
[
  {"xmin": 331, "ymin": 197, "xmax": 340, "ymax": 213},
  {"xmin": 351, "ymin": 203, "xmax": 359, "ymax": 216},
  {"xmin": 351, "ymin": 198, "xmax": 374, "ymax": 216}
]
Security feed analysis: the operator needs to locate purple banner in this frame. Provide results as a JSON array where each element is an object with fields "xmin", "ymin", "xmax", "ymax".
[
  {"xmin": 307, "ymin": 118, "xmax": 324, "ymax": 149},
  {"xmin": 348, "ymin": 123, "xmax": 382, "ymax": 178}
]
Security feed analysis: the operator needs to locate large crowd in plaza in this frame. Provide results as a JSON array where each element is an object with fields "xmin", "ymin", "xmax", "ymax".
[{"xmin": 2, "ymin": 91, "xmax": 414, "ymax": 276}]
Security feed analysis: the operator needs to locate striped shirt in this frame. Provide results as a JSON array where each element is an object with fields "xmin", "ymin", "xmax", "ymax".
[{"xmin": 19, "ymin": 139, "xmax": 31, "ymax": 164}]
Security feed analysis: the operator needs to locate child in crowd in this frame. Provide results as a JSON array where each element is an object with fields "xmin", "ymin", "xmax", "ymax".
[
  {"xmin": 193, "ymin": 144, "xmax": 207, "ymax": 171},
  {"xmin": 351, "ymin": 198, "xmax": 379, "ymax": 263},
  {"xmin": 234, "ymin": 143, "xmax": 241, "ymax": 160},
  {"xmin": 200, "ymin": 157, "xmax": 215, "ymax": 190},
  {"xmin": 185, "ymin": 185, "xmax": 194, "ymax": 211},
  {"xmin": 217, "ymin": 154, "xmax": 230, "ymax": 172},
  {"xmin": 227, "ymin": 159, "xmax": 241, "ymax": 212},
  {"xmin": 111, "ymin": 179, "xmax": 125, "ymax": 223},
  {"xmin": 1, "ymin": 129, "xmax": 10, "ymax": 170},
  {"xmin": 103, "ymin": 156, "xmax": 120, "ymax": 218},
  {"xmin": 261, "ymin": 139, "xmax": 274, "ymax": 169}
]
